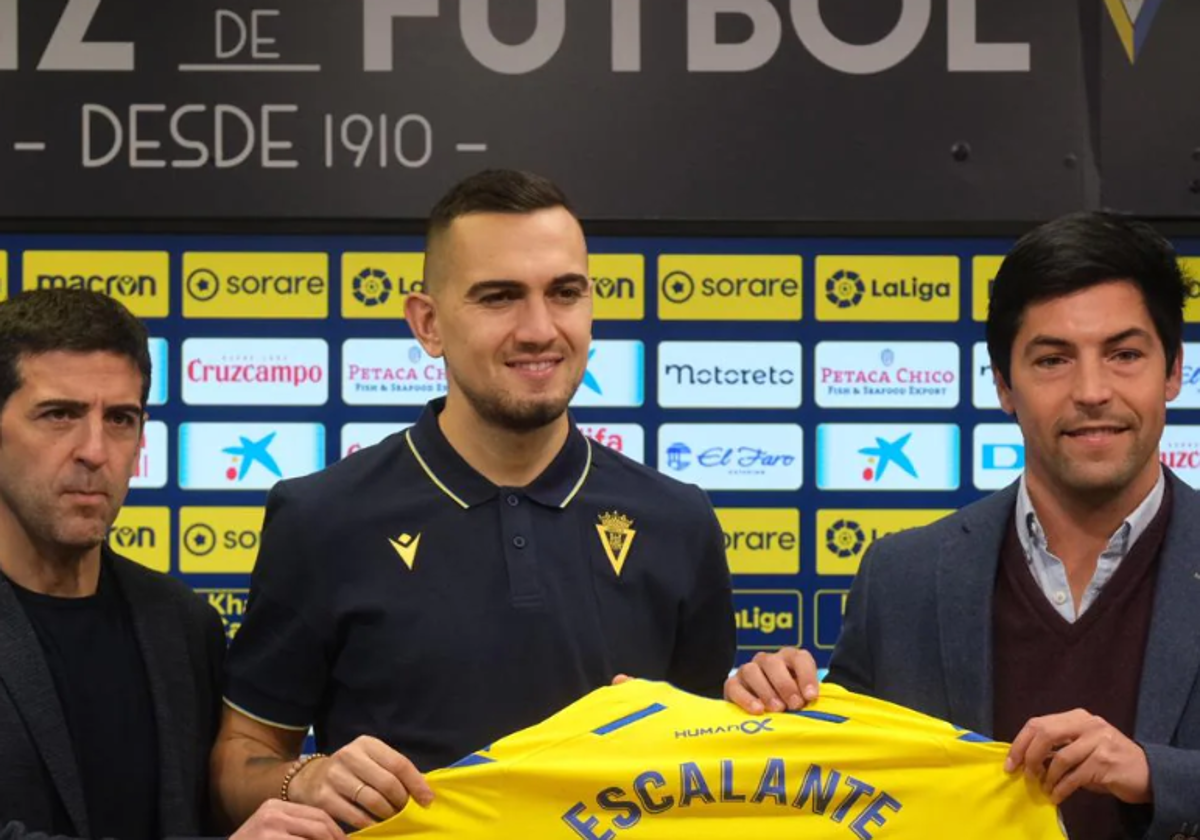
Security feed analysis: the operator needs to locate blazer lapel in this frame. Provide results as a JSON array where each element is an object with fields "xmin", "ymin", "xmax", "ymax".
[
  {"xmin": 936, "ymin": 483, "xmax": 1018, "ymax": 736},
  {"xmin": 110, "ymin": 555, "xmax": 197, "ymax": 836},
  {"xmin": 0, "ymin": 576, "xmax": 90, "ymax": 835},
  {"xmin": 1136, "ymin": 472, "xmax": 1200, "ymax": 744}
]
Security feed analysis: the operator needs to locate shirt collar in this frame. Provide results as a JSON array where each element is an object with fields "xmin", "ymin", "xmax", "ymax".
[
  {"xmin": 1015, "ymin": 467, "xmax": 1166, "ymax": 559},
  {"xmin": 406, "ymin": 397, "xmax": 593, "ymax": 510}
]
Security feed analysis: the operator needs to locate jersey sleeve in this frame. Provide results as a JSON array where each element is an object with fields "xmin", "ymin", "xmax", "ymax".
[{"xmin": 223, "ymin": 479, "xmax": 332, "ymax": 731}]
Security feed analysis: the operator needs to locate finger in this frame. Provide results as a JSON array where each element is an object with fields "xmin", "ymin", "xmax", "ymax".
[
  {"xmin": 612, "ymin": 674, "xmax": 631, "ymax": 685},
  {"xmin": 353, "ymin": 784, "xmax": 400, "ymax": 823},
  {"xmin": 740, "ymin": 661, "xmax": 787, "ymax": 712},
  {"xmin": 1048, "ymin": 755, "xmax": 1094, "ymax": 805},
  {"xmin": 758, "ymin": 654, "xmax": 806, "ymax": 710},
  {"xmin": 1041, "ymin": 733, "xmax": 1095, "ymax": 795},
  {"xmin": 341, "ymin": 748, "xmax": 412, "ymax": 813},
  {"xmin": 360, "ymin": 739, "xmax": 434, "ymax": 808},
  {"xmin": 781, "ymin": 648, "xmax": 821, "ymax": 703},
  {"xmin": 724, "ymin": 677, "xmax": 766, "ymax": 715},
  {"xmin": 317, "ymin": 761, "xmax": 381, "ymax": 829},
  {"xmin": 280, "ymin": 806, "xmax": 351, "ymax": 840}
]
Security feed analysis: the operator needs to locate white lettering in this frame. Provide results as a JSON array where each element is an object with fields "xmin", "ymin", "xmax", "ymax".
[
  {"xmin": 688, "ymin": 0, "xmax": 781, "ymax": 73},
  {"xmin": 789, "ymin": 0, "xmax": 931, "ymax": 75},
  {"xmin": 459, "ymin": 0, "xmax": 565, "ymax": 74}
]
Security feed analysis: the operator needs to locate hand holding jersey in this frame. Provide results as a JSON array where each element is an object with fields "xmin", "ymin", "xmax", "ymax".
[
  {"xmin": 723, "ymin": 647, "xmax": 820, "ymax": 714},
  {"xmin": 286, "ymin": 737, "xmax": 434, "ymax": 829},
  {"xmin": 1006, "ymin": 709, "xmax": 1152, "ymax": 806}
]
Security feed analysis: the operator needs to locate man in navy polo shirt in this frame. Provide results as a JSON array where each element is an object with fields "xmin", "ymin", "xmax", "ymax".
[{"xmin": 211, "ymin": 170, "xmax": 735, "ymax": 831}]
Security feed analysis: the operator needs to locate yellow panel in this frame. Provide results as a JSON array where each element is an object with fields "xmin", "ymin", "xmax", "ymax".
[
  {"xmin": 108, "ymin": 506, "xmax": 171, "ymax": 572},
  {"xmin": 658, "ymin": 255, "xmax": 802, "ymax": 321},
  {"xmin": 183, "ymin": 253, "xmax": 327, "ymax": 318},
  {"xmin": 716, "ymin": 508, "xmax": 800, "ymax": 575},
  {"xmin": 193, "ymin": 588, "xmax": 250, "ymax": 640},
  {"xmin": 342, "ymin": 252, "xmax": 425, "ymax": 319},
  {"xmin": 589, "ymin": 254, "xmax": 645, "ymax": 321},
  {"xmin": 23, "ymin": 251, "xmax": 170, "ymax": 317},
  {"xmin": 179, "ymin": 507, "xmax": 265, "ymax": 573},
  {"xmin": 816, "ymin": 509, "xmax": 955, "ymax": 576},
  {"xmin": 816, "ymin": 256, "xmax": 959, "ymax": 322},
  {"xmin": 1179, "ymin": 258, "xmax": 1200, "ymax": 323},
  {"xmin": 972, "ymin": 256, "xmax": 1005, "ymax": 322}
]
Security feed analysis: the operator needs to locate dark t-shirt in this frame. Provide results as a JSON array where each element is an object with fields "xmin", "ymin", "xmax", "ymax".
[{"xmin": 11, "ymin": 559, "xmax": 159, "ymax": 840}]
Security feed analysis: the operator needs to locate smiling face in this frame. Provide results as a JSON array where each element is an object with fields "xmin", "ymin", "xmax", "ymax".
[
  {"xmin": 997, "ymin": 280, "xmax": 1180, "ymax": 503},
  {"xmin": 408, "ymin": 206, "xmax": 592, "ymax": 432},
  {"xmin": 0, "ymin": 351, "xmax": 145, "ymax": 554}
]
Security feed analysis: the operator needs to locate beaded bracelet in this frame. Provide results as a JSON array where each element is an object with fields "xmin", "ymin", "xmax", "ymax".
[{"xmin": 280, "ymin": 753, "xmax": 329, "ymax": 802}]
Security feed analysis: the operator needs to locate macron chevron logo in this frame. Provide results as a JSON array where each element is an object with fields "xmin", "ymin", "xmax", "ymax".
[{"xmin": 1105, "ymin": 0, "xmax": 1165, "ymax": 63}]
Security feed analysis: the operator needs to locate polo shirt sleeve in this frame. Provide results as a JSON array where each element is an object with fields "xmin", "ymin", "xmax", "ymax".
[
  {"xmin": 667, "ymin": 485, "xmax": 736, "ymax": 699},
  {"xmin": 223, "ymin": 480, "xmax": 331, "ymax": 731}
]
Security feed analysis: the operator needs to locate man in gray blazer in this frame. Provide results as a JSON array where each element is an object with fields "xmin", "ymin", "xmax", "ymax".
[
  {"xmin": 726, "ymin": 212, "xmax": 1200, "ymax": 840},
  {"xmin": 0, "ymin": 290, "xmax": 342, "ymax": 840}
]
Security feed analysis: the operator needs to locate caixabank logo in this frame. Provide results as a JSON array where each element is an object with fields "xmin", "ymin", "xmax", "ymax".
[
  {"xmin": 341, "ymin": 253, "xmax": 425, "ymax": 319},
  {"xmin": 183, "ymin": 253, "xmax": 328, "ymax": 318},
  {"xmin": 23, "ymin": 251, "xmax": 169, "ymax": 317},
  {"xmin": 180, "ymin": 508, "xmax": 265, "ymax": 573},
  {"xmin": 178, "ymin": 423, "xmax": 325, "ymax": 490},
  {"xmin": 715, "ymin": 508, "xmax": 800, "ymax": 575},
  {"xmin": 816, "ymin": 256, "xmax": 959, "ymax": 322},
  {"xmin": 816, "ymin": 509, "xmax": 954, "ymax": 576},
  {"xmin": 570, "ymin": 341, "xmax": 645, "ymax": 408},
  {"xmin": 107, "ymin": 507, "xmax": 170, "ymax": 573},
  {"xmin": 658, "ymin": 255, "xmax": 802, "ymax": 321},
  {"xmin": 816, "ymin": 423, "xmax": 960, "ymax": 491}
]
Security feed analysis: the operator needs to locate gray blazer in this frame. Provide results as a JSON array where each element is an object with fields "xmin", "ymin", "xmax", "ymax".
[
  {"xmin": 0, "ymin": 547, "xmax": 227, "ymax": 840},
  {"xmin": 829, "ymin": 471, "xmax": 1200, "ymax": 839}
]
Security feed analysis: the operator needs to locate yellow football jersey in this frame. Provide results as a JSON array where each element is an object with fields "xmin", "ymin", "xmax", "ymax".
[{"xmin": 356, "ymin": 680, "xmax": 1066, "ymax": 839}]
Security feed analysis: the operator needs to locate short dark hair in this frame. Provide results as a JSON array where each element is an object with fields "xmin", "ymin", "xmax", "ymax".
[
  {"xmin": 0, "ymin": 289, "xmax": 151, "ymax": 411},
  {"xmin": 427, "ymin": 169, "xmax": 573, "ymax": 236},
  {"xmin": 986, "ymin": 211, "xmax": 1188, "ymax": 387}
]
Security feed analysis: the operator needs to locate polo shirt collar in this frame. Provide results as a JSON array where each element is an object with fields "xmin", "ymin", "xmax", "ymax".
[{"xmin": 406, "ymin": 397, "xmax": 593, "ymax": 510}]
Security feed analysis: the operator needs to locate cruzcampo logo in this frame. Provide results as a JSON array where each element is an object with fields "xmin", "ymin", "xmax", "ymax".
[
  {"xmin": 1105, "ymin": 0, "xmax": 1165, "ymax": 63},
  {"xmin": 596, "ymin": 511, "xmax": 636, "ymax": 576}
]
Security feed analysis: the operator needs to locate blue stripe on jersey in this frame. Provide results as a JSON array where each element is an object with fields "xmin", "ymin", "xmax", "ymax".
[
  {"xmin": 592, "ymin": 703, "xmax": 668, "ymax": 736},
  {"xmin": 788, "ymin": 710, "xmax": 849, "ymax": 724},
  {"xmin": 448, "ymin": 747, "xmax": 495, "ymax": 768},
  {"xmin": 956, "ymin": 731, "xmax": 994, "ymax": 743}
]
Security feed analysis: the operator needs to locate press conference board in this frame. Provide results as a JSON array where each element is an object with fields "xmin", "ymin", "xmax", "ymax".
[{"xmin": 4, "ymin": 233, "xmax": 1200, "ymax": 666}]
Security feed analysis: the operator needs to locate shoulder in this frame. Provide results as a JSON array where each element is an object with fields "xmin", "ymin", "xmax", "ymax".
[
  {"xmin": 586, "ymin": 444, "xmax": 713, "ymax": 521},
  {"xmin": 266, "ymin": 431, "xmax": 414, "ymax": 513}
]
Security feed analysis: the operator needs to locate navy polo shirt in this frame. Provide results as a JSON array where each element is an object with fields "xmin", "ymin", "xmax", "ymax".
[{"xmin": 224, "ymin": 398, "xmax": 734, "ymax": 771}]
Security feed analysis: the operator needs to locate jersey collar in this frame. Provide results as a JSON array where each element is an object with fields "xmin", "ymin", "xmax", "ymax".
[{"xmin": 407, "ymin": 397, "xmax": 593, "ymax": 510}]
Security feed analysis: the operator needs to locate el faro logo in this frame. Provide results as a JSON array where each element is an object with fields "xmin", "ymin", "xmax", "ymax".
[
  {"xmin": 183, "ymin": 253, "xmax": 327, "ymax": 318},
  {"xmin": 817, "ymin": 256, "xmax": 959, "ymax": 322},
  {"xmin": 341, "ymin": 253, "xmax": 425, "ymax": 319},
  {"xmin": 23, "ymin": 251, "xmax": 169, "ymax": 317},
  {"xmin": 658, "ymin": 255, "xmax": 802, "ymax": 321}
]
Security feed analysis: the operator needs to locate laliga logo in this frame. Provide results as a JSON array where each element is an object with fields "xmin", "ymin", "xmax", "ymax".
[
  {"xmin": 353, "ymin": 268, "xmax": 392, "ymax": 307},
  {"xmin": 826, "ymin": 269, "xmax": 950, "ymax": 306},
  {"xmin": 825, "ymin": 519, "xmax": 866, "ymax": 559},
  {"xmin": 826, "ymin": 270, "xmax": 865, "ymax": 309}
]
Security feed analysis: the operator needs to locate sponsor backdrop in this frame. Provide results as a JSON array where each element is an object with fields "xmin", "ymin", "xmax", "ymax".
[{"xmin": 7, "ymin": 235, "xmax": 1200, "ymax": 667}]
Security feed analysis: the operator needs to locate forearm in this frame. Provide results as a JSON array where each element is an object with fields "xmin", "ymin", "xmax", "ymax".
[{"xmin": 211, "ymin": 733, "xmax": 302, "ymax": 829}]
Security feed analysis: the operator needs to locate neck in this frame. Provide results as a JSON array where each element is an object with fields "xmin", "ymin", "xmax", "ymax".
[
  {"xmin": 0, "ymin": 518, "xmax": 101, "ymax": 597},
  {"xmin": 438, "ymin": 394, "xmax": 570, "ymax": 487},
  {"xmin": 1024, "ymin": 461, "xmax": 1161, "ymax": 574}
]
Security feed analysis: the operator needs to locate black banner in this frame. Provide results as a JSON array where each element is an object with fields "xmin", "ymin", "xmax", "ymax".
[{"xmin": 0, "ymin": 1, "xmax": 1100, "ymax": 220}]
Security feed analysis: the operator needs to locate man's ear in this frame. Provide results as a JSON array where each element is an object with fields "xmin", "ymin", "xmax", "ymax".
[
  {"xmin": 1166, "ymin": 343, "xmax": 1183, "ymax": 403},
  {"xmin": 405, "ymin": 293, "xmax": 444, "ymax": 358},
  {"xmin": 995, "ymin": 367, "xmax": 1016, "ymax": 417}
]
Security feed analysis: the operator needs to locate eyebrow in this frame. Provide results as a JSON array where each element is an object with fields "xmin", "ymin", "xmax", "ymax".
[
  {"xmin": 32, "ymin": 399, "xmax": 143, "ymax": 415},
  {"xmin": 1024, "ymin": 327, "xmax": 1154, "ymax": 353},
  {"xmin": 464, "ymin": 273, "xmax": 589, "ymax": 298}
]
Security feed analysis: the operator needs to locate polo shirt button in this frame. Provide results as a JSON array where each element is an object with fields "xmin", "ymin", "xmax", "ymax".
[
  {"xmin": 513, "ymin": 535, "xmax": 527, "ymax": 549},
  {"xmin": 507, "ymin": 494, "xmax": 519, "ymax": 507},
  {"xmin": 1053, "ymin": 591, "xmax": 1067, "ymax": 606}
]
